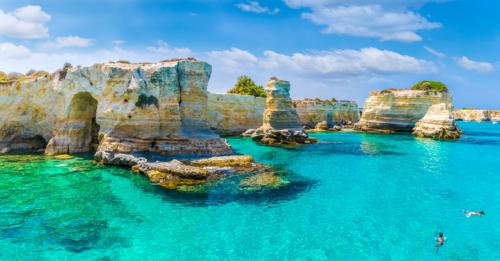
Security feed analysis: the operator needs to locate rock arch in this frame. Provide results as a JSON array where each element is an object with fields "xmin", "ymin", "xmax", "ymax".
[{"xmin": 45, "ymin": 92, "xmax": 99, "ymax": 155}]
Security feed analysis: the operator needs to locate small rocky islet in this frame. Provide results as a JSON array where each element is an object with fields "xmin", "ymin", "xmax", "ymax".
[{"xmin": 0, "ymin": 59, "xmax": 466, "ymax": 192}]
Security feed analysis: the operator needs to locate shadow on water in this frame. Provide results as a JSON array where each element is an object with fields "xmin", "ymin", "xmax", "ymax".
[{"xmin": 456, "ymin": 137, "xmax": 500, "ymax": 146}]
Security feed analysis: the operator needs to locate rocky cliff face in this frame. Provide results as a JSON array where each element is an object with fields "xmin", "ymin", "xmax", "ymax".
[
  {"xmin": 262, "ymin": 78, "xmax": 302, "ymax": 130},
  {"xmin": 453, "ymin": 110, "xmax": 500, "ymax": 122},
  {"xmin": 355, "ymin": 89, "xmax": 460, "ymax": 139},
  {"xmin": 0, "ymin": 59, "xmax": 231, "ymax": 155},
  {"xmin": 243, "ymin": 78, "xmax": 316, "ymax": 145},
  {"xmin": 207, "ymin": 93, "xmax": 265, "ymax": 135},
  {"xmin": 293, "ymin": 100, "xmax": 359, "ymax": 128}
]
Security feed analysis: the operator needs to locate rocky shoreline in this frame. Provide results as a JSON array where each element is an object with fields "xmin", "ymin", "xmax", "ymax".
[
  {"xmin": 0, "ymin": 59, "xmax": 472, "ymax": 193},
  {"xmin": 95, "ymin": 152, "xmax": 287, "ymax": 192},
  {"xmin": 453, "ymin": 109, "xmax": 500, "ymax": 122}
]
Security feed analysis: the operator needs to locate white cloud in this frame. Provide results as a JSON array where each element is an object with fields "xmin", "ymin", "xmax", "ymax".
[
  {"xmin": 208, "ymin": 48, "xmax": 258, "ymax": 68},
  {"xmin": 0, "ymin": 5, "xmax": 51, "ymax": 39},
  {"xmin": 236, "ymin": 1, "xmax": 280, "ymax": 15},
  {"xmin": 455, "ymin": 56, "xmax": 494, "ymax": 73},
  {"xmin": 302, "ymin": 5, "xmax": 440, "ymax": 42},
  {"xmin": 0, "ymin": 42, "xmax": 32, "ymax": 59},
  {"xmin": 208, "ymin": 47, "xmax": 435, "ymax": 76},
  {"xmin": 112, "ymin": 40, "xmax": 126, "ymax": 45},
  {"xmin": 283, "ymin": 1, "xmax": 440, "ymax": 42},
  {"xmin": 424, "ymin": 46, "xmax": 445, "ymax": 58},
  {"xmin": 205, "ymin": 47, "xmax": 436, "ymax": 100},
  {"xmin": 41, "ymin": 36, "xmax": 95, "ymax": 49},
  {"xmin": 146, "ymin": 40, "xmax": 193, "ymax": 57}
]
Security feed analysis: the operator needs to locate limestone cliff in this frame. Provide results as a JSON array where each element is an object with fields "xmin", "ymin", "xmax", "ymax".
[
  {"xmin": 261, "ymin": 78, "xmax": 302, "ymax": 130},
  {"xmin": 244, "ymin": 78, "xmax": 316, "ymax": 145},
  {"xmin": 207, "ymin": 93, "xmax": 265, "ymax": 135},
  {"xmin": 355, "ymin": 89, "xmax": 460, "ymax": 139},
  {"xmin": 453, "ymin": 110, "xmax": 500, "ymax": 122},
  {"xmin": 293, "ymin": 100, "xmax": 360, "ymax": 128},
  {"xmin": 0, "ymin": 59, "xmax": 231, "ymax": 155}
]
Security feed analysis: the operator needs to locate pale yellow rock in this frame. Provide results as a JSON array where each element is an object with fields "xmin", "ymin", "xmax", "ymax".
[
  {"xmin": 53, "ymin": 154, "xmax": 74, "ymax": 159},
  {"xmin": 453, "ymin": 110, "xmax": 500, "ymax": 122},
  {"xmin": 293, "ymin": 100, "xmax": 359, "ymax": 128},
  {"xmin": 0, "ymin": 59, "xmax": 232, "ymax": 155},
  {"xmin": 207, "ymin": 93, "xmax": 265, "ymax": 135},
  {"xmin": 261, "ymin": 78, "xmax": 301, "ymax": 130},
  {"xmin": 355, "ymin": 89, "xmax": 460, "ymax": 139}
]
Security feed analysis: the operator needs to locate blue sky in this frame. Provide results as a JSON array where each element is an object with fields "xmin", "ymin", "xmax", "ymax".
[{"xmin": 0, "ymin": 0, "xmax": 499, "ymax": 108}]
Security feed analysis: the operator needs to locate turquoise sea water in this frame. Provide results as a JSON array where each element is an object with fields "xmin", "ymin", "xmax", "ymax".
[{"xmin": 0, "ymin": 122, "xmax": 499, "ymax": 260}]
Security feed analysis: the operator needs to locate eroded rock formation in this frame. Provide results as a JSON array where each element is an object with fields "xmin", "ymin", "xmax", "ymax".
[
  {"xmin": 207, "ymin": 94, "xmax": 359, "ymax": 135},
  {"xmin": 355, "ymin": 89, "xmax": 460, "ymax": 139},
  {"xmin": 244, "ymin": 78, "xmax": 316, "ymax": 145},
  {"xmin": 293, "ymin": 100, "xmax": 360, "ymax": 129},
  {"xmin": 207, "ymin": 93, "xmax": 265, "ymax": 135},
  {"xmin": 453, "ymin": 110, "xmax": 500, "ymax": 122},
  {"xmin": 0, "ymin": 59, "xmax": 232, "ymax": 155}
]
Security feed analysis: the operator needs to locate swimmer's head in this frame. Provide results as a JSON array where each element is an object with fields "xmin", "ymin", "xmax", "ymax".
[
  {"xmin": 479, "ymin": 211, "xmax": 485, "ymax": 215},
  {"xmin": 439, "ymin": 232, "xmax": 444, "ymax": 237}
]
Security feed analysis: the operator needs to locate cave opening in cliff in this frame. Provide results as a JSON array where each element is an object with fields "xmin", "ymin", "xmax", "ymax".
[{"xmin": 68, "ymin": 92, "xmax": 100, "ymax": 152}]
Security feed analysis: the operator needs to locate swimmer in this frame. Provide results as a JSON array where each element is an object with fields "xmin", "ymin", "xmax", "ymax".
[
  {"xmin": 464, "ymin": 210, "xmax": 485, "ymax": 218},
  {"xmin": 435, "ymin": 232, "xmax": 445, "ymax": 253}
]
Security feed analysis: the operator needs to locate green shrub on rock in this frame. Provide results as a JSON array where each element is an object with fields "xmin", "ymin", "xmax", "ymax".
[
  {"xmin": 411, "ymin": 81, "xmax": 448, "ymax": 92},
  {"xmin": 227, "ymin": 75, "xmax": 266, "ymax": 98}
]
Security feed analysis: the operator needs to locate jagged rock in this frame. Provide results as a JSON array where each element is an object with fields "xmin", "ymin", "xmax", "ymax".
[
  {"xmin": 314, "ymin": 121, "xmax": 329, "ymax": 130},
  {"xmin": 453, "ymin": 109, "xmax": 500, "ymax": 122},
  {"xmin": 188, "ymin": 155, "xmax": 254, "ymax": 167},
  {"xmin": 245, "ymin": 78, "xmax": 316, "ymax": 145},
  {"xmin": 413, "ymin": 103, "xmax": 461, "ymax": 139},
  {"xmin": 293, "ymin": 100, "xmax": 360, "ymax": 128},
  {"xmin": 355, "ymin": 89, "xmax": 461, "ymax": 139},
  {"xmin": 262, "ymin": 78, "xmax": 302, "ymax": 130},
  {"xmin": 330, "ymin": 125, "xmax": 342, "ymax": 132},
  {"xmin": 0, "ymin": 59, "xmax": 232, "ymax": 156}
]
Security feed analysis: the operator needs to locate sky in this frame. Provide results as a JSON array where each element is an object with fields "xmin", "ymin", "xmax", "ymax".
[{"xmin": 0, "ymin": 0, "xmax": 499, "ymax": 108}]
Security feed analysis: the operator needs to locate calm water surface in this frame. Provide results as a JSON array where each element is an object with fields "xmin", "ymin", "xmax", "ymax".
[{"xmin": 0, "ymin": 122, "xmax": 499, "ymax": 260}]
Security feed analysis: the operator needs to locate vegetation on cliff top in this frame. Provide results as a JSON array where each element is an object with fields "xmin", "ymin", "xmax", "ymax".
[
  {"xmin": 410, "ymin": 81, "xmax": 448, "ymax": 92},
  {"xmin": 227, "ymin": 76, "xmax": 266, "ymax": 98},
  {"xmin": 380, "ymin": 80, "xmax": 448, "ymax": 94}
]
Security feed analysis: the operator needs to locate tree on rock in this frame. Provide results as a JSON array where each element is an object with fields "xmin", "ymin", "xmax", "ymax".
[
  {"xmin": 411, "ymin": 80, "xmax": 448, "ymax": 92},
  {"xmin": 227, "ymin": 75, "xmax": 266, "ymax": 97}
]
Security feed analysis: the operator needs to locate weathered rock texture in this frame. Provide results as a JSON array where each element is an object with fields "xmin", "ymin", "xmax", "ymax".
[
  {"xmin": 244, "ymin": 78, "xmax": 316, "ymax": 145},
  {"xmin": 0, "ymin": 59, "xmax": 231, "ymax": 155},
  {"xmin": 293, "ymin": 100, "xmax": 360, "ymax": 128},
  {"xmin": 262, "ymin": 78, "xmax": 302, "ymax": 130},
  {"xmin": 207, "ymin": 94, "xmax": 359, "ymax": 135},
  {"xmin": 95, "ymin": 151, "xmax": 286, "ymax": 192},
  {"xmin": 207, "ymin": 93, "xmax": 266, "ymax": 135},
  {"xmin": 453, "ymin": 110, "xmax": 500, "ymax": 122},
  {"xmin": 355, "ymin": 89, "xmax": 460, "ymax": 139}
]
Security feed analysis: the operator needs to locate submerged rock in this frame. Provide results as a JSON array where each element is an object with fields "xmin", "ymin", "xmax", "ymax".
[
  {"xmin": 239, "ymin": 172, "xmax": 288, "ymax": 191},
  {"xmin": 97, "ymin": 152, "xmax": 287, "ymax": 192}
]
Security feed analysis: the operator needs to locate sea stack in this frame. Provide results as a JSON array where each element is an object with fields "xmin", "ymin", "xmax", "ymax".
[
  {"xmin": 355, "ymin": 85, "xmax": 461, "ymax": 139},
  {"xmin": 244, "ymin": 77, "xmax": 316, "ymax": 145}
]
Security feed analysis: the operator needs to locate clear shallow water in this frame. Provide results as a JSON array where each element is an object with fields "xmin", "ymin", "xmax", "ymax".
[{"xmin": 0, "ymin": 122, "xmax": 499, "ymax": 260}]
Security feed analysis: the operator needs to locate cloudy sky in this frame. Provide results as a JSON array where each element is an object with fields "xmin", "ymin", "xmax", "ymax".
[{"xmin": 0, "ymin": 0, "xmax": 498, "ymax": 108}]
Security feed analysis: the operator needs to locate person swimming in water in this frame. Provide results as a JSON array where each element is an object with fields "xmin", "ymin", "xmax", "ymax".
[
  {"xmin": 435, "ymin": 232, "xmax": 445, "ymax": 253},
  {"xmin": 464, "ymin": 210, "xmax": 485, "ymax": 218}
]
